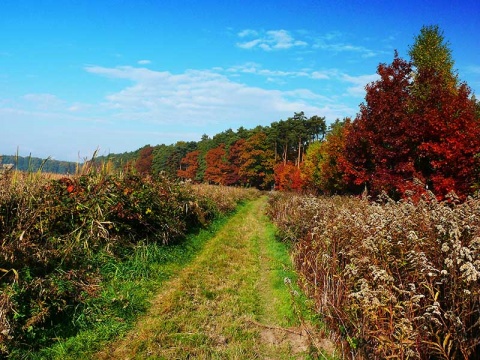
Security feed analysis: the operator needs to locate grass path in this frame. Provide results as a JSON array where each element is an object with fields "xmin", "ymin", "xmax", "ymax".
[{"xmin": 96, "ymin": 196, "xmax": 333, "ymax": 359}]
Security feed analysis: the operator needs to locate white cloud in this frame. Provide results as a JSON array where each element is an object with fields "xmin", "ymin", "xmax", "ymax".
[
  {"xmin": 309, "ymin": 31, "xmax": 388, "ymax": 59},
  {"xmin": 238, "ymin": 29, "xmax": 258, "ymax": 38},
  {"xmin": 85, "ymin": 65, "xmax": 355, "ymax": 126},
  {"xmin": 23, "ymin": 93, "xmax": 64, "ymax": 105},
  {"xmin": 342, "ymin": 73, "xmax": 379, "ymax": 97},
  {"xmin": 137, "ymin": 59, "xmax": 152, "ymax": 65},
  {"xmin": 311, "ymin": 70, "xmax": 335, "ymax": 79},
  {"xmin": 237, "ymin": 39, "xmax": 262, "ymax": 49},
  {"xmin": 226, "ymin": 63, "xmax": 334, "ymax": 80},
  {"xmin": 236, "ymin": 29, "xmax": 307, "ymax": 51},
  {"xmin": 313, "ymin": 41, "xmax": 380, "ymax": 58},
  {"xmin": 2, "ymin": 63, "xmax": 373, "ymax": 161}
]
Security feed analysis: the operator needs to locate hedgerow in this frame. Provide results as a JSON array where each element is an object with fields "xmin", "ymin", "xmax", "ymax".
[{"xmin": 0, "ymin": 170, "xmax": 258, "ymax": 356}]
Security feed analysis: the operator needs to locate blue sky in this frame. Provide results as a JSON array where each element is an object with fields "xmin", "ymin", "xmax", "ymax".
[{"xmin": 1, "ymin": 0, "xmax": 479, "ymax": 161}]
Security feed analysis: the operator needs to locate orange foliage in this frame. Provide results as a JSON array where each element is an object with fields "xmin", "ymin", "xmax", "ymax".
[
  {"xmin": 177, "ymin": 150, "xmax": 200, "ymax": 181},
  {"xmin": 274, "ymin": 162, "xmax": 303, "ymax": 191},
  {"xmin": 204, "ymin": 144, "xmax": 229, "ymax": 185},
  {"xmin": 135, "ymin": 146, "xmax": 154, "ymax": 176}
]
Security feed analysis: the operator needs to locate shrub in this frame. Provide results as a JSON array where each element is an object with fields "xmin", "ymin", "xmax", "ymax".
[{"xmin": 0, "ymin": 172, "xmax": 258, "ymax": 355}]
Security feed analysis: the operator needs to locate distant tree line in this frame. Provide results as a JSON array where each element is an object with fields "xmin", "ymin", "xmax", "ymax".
[
  {"xmin": 99, "ymin": 112, "xmax": 326, "ymax": 190},
  {"xmin": 0, "ymin": 155, "xmax": 78, "ymax": 174}
]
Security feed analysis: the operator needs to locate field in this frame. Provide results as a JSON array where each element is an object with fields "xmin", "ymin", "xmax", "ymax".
[
  {"xmin": 2, "ymin": 166, "xmax": 480, "ymax": 359},
  {"xmin": 267, "ymin": 191, "xmax": 480, "ymax": 359}
]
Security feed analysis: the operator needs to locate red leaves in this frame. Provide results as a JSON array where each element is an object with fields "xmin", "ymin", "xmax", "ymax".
[
  {"xmin": 177, "ymin": 150, "xmax": 200, "ymax": 181},
  {"xmin": 204, "ymin": 145, "xmax": 230, "ymax": 185},
  {"xmin": 274, "ymin": 162, "xmax": 303, "ymax": 191},
  {"xmin": 340, "ymin": 53, "xmax": 480, "ymax": 200},
  {"xmin": 59, "ymin": 177, "xmax": 76, "ymax": 194},
  {"xmin": 135, "ymin": 146, "xmax": 154, "ymax": 176}
]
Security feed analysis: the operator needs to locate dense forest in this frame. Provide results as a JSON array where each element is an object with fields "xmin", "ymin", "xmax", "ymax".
[{"xmin": 98, "ymin": 26, "xmax": 480, "ymax": 201}]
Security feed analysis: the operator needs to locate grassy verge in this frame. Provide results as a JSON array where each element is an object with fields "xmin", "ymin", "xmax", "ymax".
[
  {"xmin": 17, "ymin": 212, "xmax": 232, "ymax": 360},
  {"xmin": 94, "ymin": 196, "xmax": 335, "ymax": 359}
]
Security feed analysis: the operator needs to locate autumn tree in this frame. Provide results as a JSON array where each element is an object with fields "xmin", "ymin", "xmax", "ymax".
[
  {"xmin": 225, "ymin": 139, "xmax": 246, "ymax": 186},
  {"xmin": 177, "ymin": 150, "xmax": 200, "ymax": 181},
  {"xmin": 303, "ymin": 118, "xmax": 350, "ymax": 194},
  {"xmin": 135, "ymin": 145, "xmax": 154, "ymax": 176},
  {"xmin": 204, "ymin": 144, "xmax": 230, "ymax": 185},
  {"xmin": 410, "ymin": 68, "xmax": 480, "ymax": 199},
  {"xmin": 301, "ymin": 141, "xmax": 323, "ymax": 192},
  {"xmin": 238, "ymin": 132, "xmax": 275, "ymax": 189},
  {"xmin": 341, "ymin": 26, "xmax": 480, "ymax": 200},
  {"xmin": 152, "ymin": 141, "xmax": 197, "ymax": 178},
  {"xmin": 274, "ymin": 162, "xmax": 303, "ymax": 191},
  {"xmin": 408, "ymin": 25, "xmax": 480, "ymax": 199},
  {"xmin": 343, "ymin": 53, "xmax": 416, "ymax": 198},
  {"xmin": 409, "ymin": 25, "xmax": 458, "ymax": 95}
]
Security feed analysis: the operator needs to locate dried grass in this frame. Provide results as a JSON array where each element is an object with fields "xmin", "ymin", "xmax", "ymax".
[{"xmin": 267, "ymin": 191, "xmax": 480, "ymax": 359}]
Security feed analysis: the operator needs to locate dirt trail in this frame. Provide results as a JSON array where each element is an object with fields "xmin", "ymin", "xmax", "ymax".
[{"xmin": 96, "ymin": 196, "xmax": 333, "ymax": 359}]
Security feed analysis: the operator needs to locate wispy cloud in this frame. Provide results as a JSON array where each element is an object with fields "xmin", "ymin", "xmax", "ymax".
[
  {"xmin": 137, "ymin": 59, "xmax": 152, "ymax": 65},
  {"xmin": 342, "ymin": 73, "xmax": 379, "ymax": 96},
  {"xmin": 310, "ymin": 31, "xmax": 386, "ymax": 58},
  {"xmin": 314, "ymin": 41, "xmax": 379, "ymax": 58},
  {"xmin": 85, "ymin": 65, "xmax": 350, "ymax": 124},
  {"xmin": 238, "ymin": 29, "xmax": 258, "ymax": 38},
  {"xmin": 236, "ymin": 29, "xmax": 307, "ymax": 51},
  {"xmin": 236, "ymin": 28, "xmax": 385, "ymax": 58},
  {"xmin": 3, "ymin": 64, "xmax": 375, "ymax": 161},
  {"xmin": 225, "ymin": 62, "xmax": 341, "ymax": 81},
  {"xmin": 23, "ymin": 93, "xmax": 65, "ymax": 110},
  {"xmin": 223, "ymin": 62, "xmax": 376, "ymax": 99},
  {"xmin": 226, "ymin": 62, "xmax": 310, "ymax": 78}
]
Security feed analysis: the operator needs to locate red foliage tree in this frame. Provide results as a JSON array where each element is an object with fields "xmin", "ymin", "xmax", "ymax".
[
  {"xmin": 135, "ymin": 146, "xmax": 154, "ymax": 176},
  {"xmin": 177, "ymin": 150, "xmax": 200, "ymax": 181},
  {"xmin": 342, "ymin": 53, "xmax": 417, "ymax": 198},
  {"xmin": 274, "ymin": 162, "xmax": 303, "ymax": 191},
  {"xmin": 204, "ymin": 144, "xmax": 230, "ymax": 185},
  {"xmin": 411, "ymin": 72, "xmax": 480, "ymax": 199},
  {"xmin": 224, "ymin": 139, "xmax": 245, "ymax": 186},
  {"xmin": 341, "ymin": 50, "xmax": 480, "ymax": 200}
]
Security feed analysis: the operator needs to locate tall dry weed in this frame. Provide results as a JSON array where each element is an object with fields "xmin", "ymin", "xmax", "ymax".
[
  {"xmin": 267, "ymin": 192, "xmax": 480, "ymax": 359},
  {"xmin": 0, "ymin": 172, "xmax": 258, "ymax": 355}
]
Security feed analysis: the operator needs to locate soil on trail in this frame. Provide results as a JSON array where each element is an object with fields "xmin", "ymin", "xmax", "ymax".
[{"xmin": 96, "ymin": 196, "xmax": 334, "ymax": 359}]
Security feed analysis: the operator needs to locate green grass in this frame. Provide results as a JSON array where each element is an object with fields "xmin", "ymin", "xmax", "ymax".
[
  {"xmin": 259, "ymin": 221, "xmax": 318, "ymax": 326},
  {"xmin": 16, "ymin": 212, "xmax": 232, "ymax": 360},
  {"xmin": 94, "ymin": 196, "xmax": 336, "ymax": 359},
  {"xmin": 17, "ymin": 197, "xmax": 337, "ymax": 360}
]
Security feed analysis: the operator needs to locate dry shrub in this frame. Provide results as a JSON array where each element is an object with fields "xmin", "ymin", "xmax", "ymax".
[
  {"xmin": 267, "ymin": 192, "xmax": 480, "ymax": 359},
  {"xmin": 0, "ymin": 173, "xmax": 256, "ymax": 354}
]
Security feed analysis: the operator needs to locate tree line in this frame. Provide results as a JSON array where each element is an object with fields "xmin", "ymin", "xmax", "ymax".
[
  {"xmin": 100, "ymin": 112, "xmax": 326, "ymax": 190},
  {"xmin": 0, "ymin": 155, "xmax": 78, "ymax": 174},
  {"xmin": 102, "ymin": 25, "xmax": 480, "ymax": 200}
]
